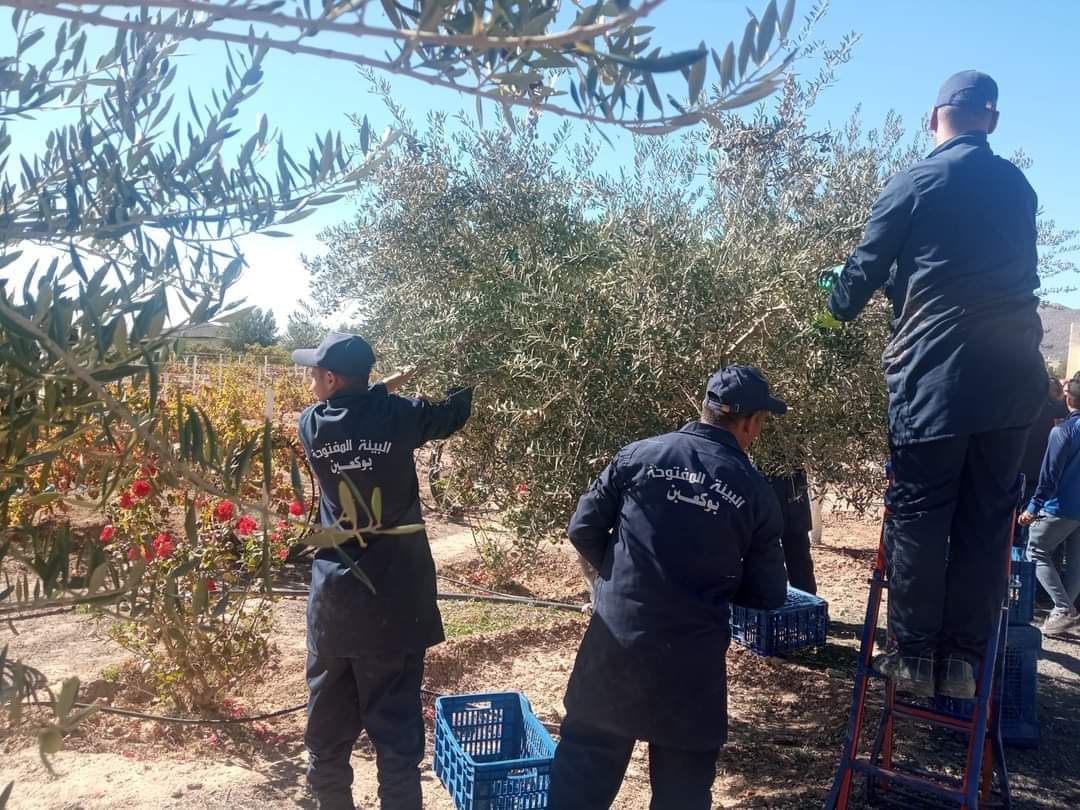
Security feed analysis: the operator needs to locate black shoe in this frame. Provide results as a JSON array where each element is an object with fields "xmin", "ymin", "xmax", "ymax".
[
  {"xmin": 315, "ymin": 793, "xmax": 355, "ymax": 810},
  {"xmin": 872, "ymin": 651, "xmax": 935, "ymax": 698},
  {"xmin": 935, "ymin": 656, "xmax": 977, "ymax": 700}
]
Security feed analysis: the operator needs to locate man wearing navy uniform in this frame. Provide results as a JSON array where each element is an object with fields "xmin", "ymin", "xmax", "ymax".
[
  {"xmin": 548, "ymin": 365, "xmax": 789, "ymax": 810},
  {"xmin": 827, "ymin": 71, "xmax": 1045, "ymax": 699},
  {"xmin": 766, "ymin": 468, "xmax": 817, "ymax": 593},
  {"xmin": 293, "ymin": 332, "xmax": 473, "ymax": 810}
]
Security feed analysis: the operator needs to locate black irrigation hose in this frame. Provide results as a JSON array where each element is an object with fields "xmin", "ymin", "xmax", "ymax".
[
  {"xmin": 2, "ymin": 606, "xmax": 79, "ymax": 622},
  {"xmin": 3, "ymin": 585, "xmax": 587, "ymax": 621},
  {"xmin": 438, "ymin": 591, "xmax": 586, "ymax": 613},
  {"xmin": 436, "ymin": 574, "xmax": 515, "ymax": 599},
  {"xmin": 48, "ymin": 688, "xmax": 560, "ymax": 735},
  {"xmin": 262, "ymin": 585, "xmax": 586, "ymax": 613},
  {"xmin": 66, "ymin": 700, "xmax": 308, "ymax": 725}
]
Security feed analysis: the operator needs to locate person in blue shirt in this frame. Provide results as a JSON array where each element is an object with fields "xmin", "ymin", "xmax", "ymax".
[
  {"xmin": 292, "ymin": 332, "xmax": 473, "ymax": 810},
  {"xmin": 548, "ymin": 365, "xmax": 788, "ymax": 810},
  {"xmin": 827, "ymin": 71, "xmax": 1046, "ymax": 699},
  {"xmin": 1016, "ymin": 376, "xmax": 1068, "ymax": 547},
  {"xmin": 1019, "ymin": 375, "xmax": 1080, "ymax": 637}
]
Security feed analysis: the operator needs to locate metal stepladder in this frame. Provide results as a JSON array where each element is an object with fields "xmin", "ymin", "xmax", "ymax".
[{"xmin": 824, "ymin": 477, "xmax": 1021, "ymax": 809}]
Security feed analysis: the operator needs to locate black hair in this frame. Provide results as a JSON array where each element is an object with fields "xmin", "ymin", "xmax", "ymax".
[{"xmin": 1067, "ymin": 375, "xmax": 1080, "ymax": 403}]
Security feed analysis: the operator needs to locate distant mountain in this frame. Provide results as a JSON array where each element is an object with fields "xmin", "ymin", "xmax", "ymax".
[{"xmin": 1040, "ymin": 303, "xmax": 1079, "ymax": 368}]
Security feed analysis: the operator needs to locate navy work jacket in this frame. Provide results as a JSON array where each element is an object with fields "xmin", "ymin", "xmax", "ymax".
[
  {"xmin": 563, "ymin": 421, "xmax": 787, "ymax": 750},
  {"xmin": 829, "ymin": 131, "xmax": 1045, "ymax": 445},
  {"xmin": 298, "ymin": 384, "xmax": 473, "ymax": 657},
  {"xmin": 1027, "ymin": 411, "xmax": 1080, "ymax": 520}
]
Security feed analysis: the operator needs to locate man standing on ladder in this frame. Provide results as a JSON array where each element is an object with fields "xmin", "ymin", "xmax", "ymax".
[{"xmin": 827, "ymin": 71, "xmax": 1045, "ymax": 700}]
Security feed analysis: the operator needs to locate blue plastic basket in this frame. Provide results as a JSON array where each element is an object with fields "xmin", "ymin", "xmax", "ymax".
[
  {"xmin": 937, "ymin": 624, "xmax": 1041, "ymax": 747},
  {"xmin": 434, "ymin": 692, "xmax": 556, "ymax": 810},
  {"xmin": 730, "ymin": 587, "xmax": 829, "ymax": 656},
  {"xmin": 1008, "ymin": 548, "xmax": 1036, "ymax": 626}
]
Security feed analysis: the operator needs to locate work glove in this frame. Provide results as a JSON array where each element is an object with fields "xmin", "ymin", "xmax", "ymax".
[{"xmin": 817, "ymin": 265, "xmax": 844, "ymax": 291}]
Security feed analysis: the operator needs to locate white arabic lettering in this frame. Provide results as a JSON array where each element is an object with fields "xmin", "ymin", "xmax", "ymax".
[
  {"xmin": 311, "ymin": 439, "xmax": 353, "ymax": 460},
  {"xmin": 709, "ymin": 478, "xmax": 746, "ymax": 510},
  {"xmin": 665, "ymin": 484, "xmax": 725, "ymax": 516},
  {"xmin": 330, "ymin": 457, "xmax": 374, "ymax": 474},
  {"xmin": 647, "ymin": 465, "xmax": 706, "ymax": 485}
]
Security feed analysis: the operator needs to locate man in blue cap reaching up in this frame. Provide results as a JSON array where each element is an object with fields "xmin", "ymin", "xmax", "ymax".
[
  {"xmin": 292, "ymin": 332, "xmax": 473, "ymax": 810},
  {"xmin": 827, "ymin": 71, "xmax": 1046, "ymax": 699},
  {"xmin": 548, "ymin": 365, "xmax": 789, "ymax": 810}
]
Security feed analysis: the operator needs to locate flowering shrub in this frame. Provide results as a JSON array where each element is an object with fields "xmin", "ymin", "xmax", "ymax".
[
  {"xmin": 1, "ymin": 370, "xmax": 316, "ymax": 711},
  {"xmin": 103, "ymin": 478, "xmax": 306, "ymax": 710}
]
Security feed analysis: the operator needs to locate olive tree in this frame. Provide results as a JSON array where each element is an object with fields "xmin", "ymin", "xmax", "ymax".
[
  {"xmin": 0, "ymin": 0, "xmax": 807, "ymax": 790},
  {"xmin": 308, "ymin": 43, "xmax": 1076, "ymax": 553}
]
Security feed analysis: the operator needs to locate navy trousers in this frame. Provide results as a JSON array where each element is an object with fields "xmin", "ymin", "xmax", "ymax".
[
  {"xmin": 548, "ymin": 719, "xmax": 718, "ymax": 810},
  {"xmin": 885, "ymin": 427, "xmax": 1028, "ymax": 663},
  {"xmin": 768, "ymin": 470, "xmax": 817, "ymax": 594},
  {"xmin": 305, "ymin": 651, "xmax": 424, "ymax": 810}
]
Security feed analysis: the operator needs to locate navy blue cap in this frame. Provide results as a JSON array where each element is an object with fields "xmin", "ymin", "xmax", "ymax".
[
  {"xmin": 934, "ymin": 70, "xmax": 998, "ymax": 112},
  {"xmin": 705, "ymin": 365, "xmax": 787, "ymax": 415},
  {"xmin": 291, "ymin": 332, "xmax": 375, "ymax": 378}
]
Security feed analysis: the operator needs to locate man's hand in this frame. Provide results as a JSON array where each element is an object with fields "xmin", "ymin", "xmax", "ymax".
[
  {"xmin": 380, "ymin": 365, "xmax": 421, "ymax": 393},
  {"xmin": 1018, "ymin": 511, "xmax": 1037, "ymax": 526}
]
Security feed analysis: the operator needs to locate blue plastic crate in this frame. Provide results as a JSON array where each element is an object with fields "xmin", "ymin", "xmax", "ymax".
[
  {"xmin": 937, "ymin": 624, "xmax": 1041, "ymax": 747},
  {"xmin": 1008, "ymin": 548, "xmax": 1036, "ymax": 625},
  {"xmin": 434, "ymin": 692, "xmax": 556, "ymax": 810},
  {"xmin": 730, "ymin": 587, "xmax": 829, "ymax": 656}
]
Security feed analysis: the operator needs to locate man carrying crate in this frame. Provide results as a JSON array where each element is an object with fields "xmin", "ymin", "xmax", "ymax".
[
  {"xmin": 826, "ymin": 71, "xmax": 1045, "ymax": 699},
  {"xmin": 292, "ymin": 332, "xmax": 473, "ymax": 810},
  {"xmin": 548, "ymin": 365, "xmax": 789, "ymax": 810}
]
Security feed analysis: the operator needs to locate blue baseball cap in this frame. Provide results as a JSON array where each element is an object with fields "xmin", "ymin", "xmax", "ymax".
[
  {"xmin": 934, "ymin": 70, "xmax": 998, "ymax": 112},
  {"xmin": 705, "ymin": 365, "xmax": 787, "ymax": 415},
  {"xmin": 292, "ymin": 332, "xmax": 375, "ymax": 378}
]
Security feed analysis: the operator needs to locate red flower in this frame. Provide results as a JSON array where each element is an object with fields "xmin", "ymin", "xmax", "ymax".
[
  {"xmin": 516, "ymin": 482, "xmax": 529, "ymax": 497},
  {"xmin": 118, "ymin": 492, "xmax": 135, "ymax": 509},
  {"xmin": 207, "ymin": 579, "xmax": 218, "ymax": 593},
  {"xmin": 215, "ymin": 501, "xmax": 235, "ymax": 521},
  {"xmin": 235, "ymin": 515, "xmax": 258, "ymax": 536},
  {"xmin": 131, "ymin": 479, "xmax": 151, "ymax": 498},
  {"xmin": 152, "ymin": 533, "xmax": 175, "ymax": 558},
  {"xmin": 100, "ymin": 525, "xmax": 116, "ymax": 543},
  {"xmin": 127, "ymin": 547, "xmax": 138, "ymax": 561},
  {"xmin": 277, "ymin": 546, "xmax": 288, "ymax": 561},
  {"xmin": 289, "ymin": 500, "xmax": 305, "ymax": 516},
  {"xmin": 140, "ymin": 463, "xmax": 158, "ymax": 478}
]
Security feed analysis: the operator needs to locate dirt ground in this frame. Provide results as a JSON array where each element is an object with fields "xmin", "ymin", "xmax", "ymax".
[{"xmin": 3, "ymin": 506, "xmax": 1079, "ymax": 809}]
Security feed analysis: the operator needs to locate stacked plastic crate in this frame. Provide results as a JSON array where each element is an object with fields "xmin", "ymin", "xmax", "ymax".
[
  {"xmin": 938, "ymin": 548, "xmax": 1041, "ymax": 747},
  {"xmin": 999, "ymin": 547, "xmax": 1041, "ymax": 746}
]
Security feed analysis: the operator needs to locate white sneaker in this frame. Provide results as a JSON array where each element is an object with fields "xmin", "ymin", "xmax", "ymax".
[{"xmin": 1040, "ymin": 609, "xmax": 1080, "ymax": 637}]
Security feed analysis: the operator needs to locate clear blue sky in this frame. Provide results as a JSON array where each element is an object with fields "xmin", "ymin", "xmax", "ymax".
[{"xmin": 6, "ymin": 1, "xmax": 1079, "ymax": 323}]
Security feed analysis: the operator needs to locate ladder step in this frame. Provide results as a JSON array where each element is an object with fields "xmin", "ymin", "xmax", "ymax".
[
  {"xmin": 850, "ymin": 759, "xmax": 966, "ymax": 804},
  {"xmin": 892, "ymin": 700, "xmax": 978, "ymax": 732}
]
